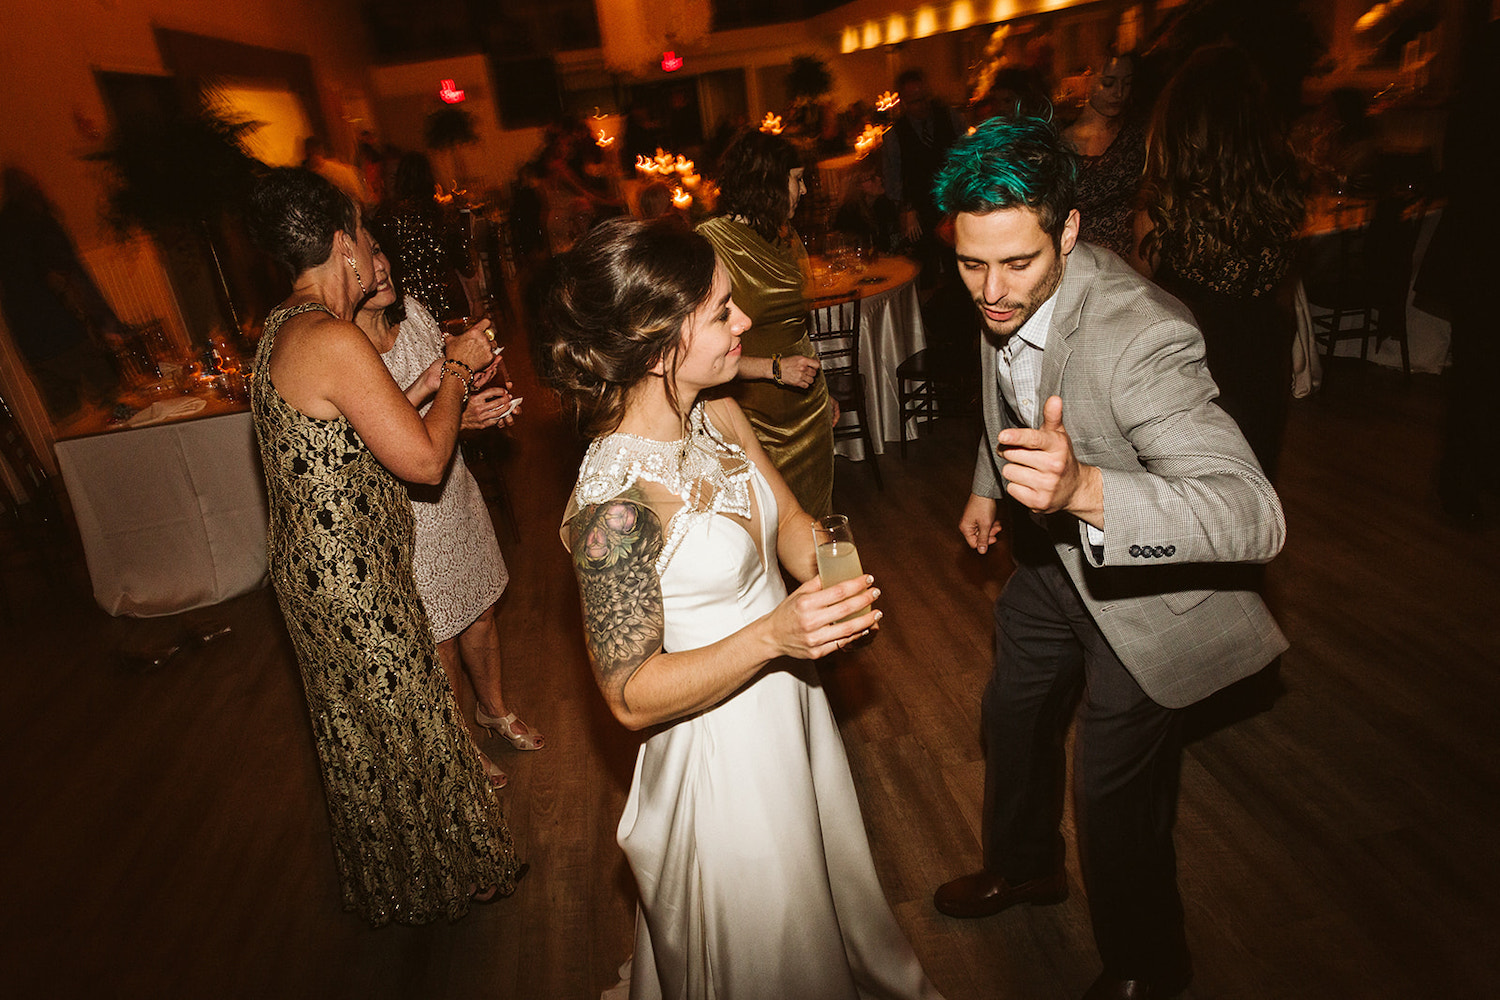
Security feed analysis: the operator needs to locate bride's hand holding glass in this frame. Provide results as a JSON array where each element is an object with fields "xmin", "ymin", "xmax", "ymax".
[{"xmin": 766, "ymin": 573, "xmax": 881, "ymax": 660}]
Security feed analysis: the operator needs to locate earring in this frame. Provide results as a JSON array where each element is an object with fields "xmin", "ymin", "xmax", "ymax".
[{"xmin": 345, "ymin": 255, "xmax": 366, "ymax": 293}]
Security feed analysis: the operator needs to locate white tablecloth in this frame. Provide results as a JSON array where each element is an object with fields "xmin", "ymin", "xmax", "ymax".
[
  {"xmin": 808, "ymin": 256, "xmax": 928, "ymax": 460},
  {"xmin": 54, "ymin": 410, "xmax": 268, "ymax": 617}
]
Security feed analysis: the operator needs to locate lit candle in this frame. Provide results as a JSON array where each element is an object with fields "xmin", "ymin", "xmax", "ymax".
[
  {"xmin": 760, "ymin": 113, "xmax": 783, "ymax": 135},
  {"xmin": 671, "ymin": 186, "xmax": 692, "ymax": 209}
]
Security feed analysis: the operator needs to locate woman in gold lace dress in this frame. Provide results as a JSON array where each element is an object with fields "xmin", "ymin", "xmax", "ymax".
[
  {"xmin": 247, "ymin": 168, "xmax": 523, "ymax": 925},
  {"xmin": 698, "ymin": 129, "xmax": 834, "ymax": 517}
]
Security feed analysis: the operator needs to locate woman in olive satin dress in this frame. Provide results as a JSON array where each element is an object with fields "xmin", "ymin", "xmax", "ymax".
[{"xmin": 698, "ymin": 129, "xmax": 834, "ymax": 518}]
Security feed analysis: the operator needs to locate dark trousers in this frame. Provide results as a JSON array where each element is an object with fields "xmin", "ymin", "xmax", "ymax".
[{"xmin": 982, "ymin": 553, "xmax": 1189, "ymax": 981}]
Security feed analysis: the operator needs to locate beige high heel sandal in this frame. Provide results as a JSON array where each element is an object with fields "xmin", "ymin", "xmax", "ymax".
[
  {"xmin": 478, "ymin": 749, "xmax": 508, "ymax": 789},
  {"xmin": 476, "ymin": 708, "xmax": 544, "ymax": 751}
]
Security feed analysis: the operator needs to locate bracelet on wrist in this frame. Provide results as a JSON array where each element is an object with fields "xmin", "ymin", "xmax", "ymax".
[
  {"xmin": 439, "ymin": 361, "xmax": 473, "ymax": 408},
  {"xmin": 771, "ymin": 353, "xmax": 784, "ymax": 386}
]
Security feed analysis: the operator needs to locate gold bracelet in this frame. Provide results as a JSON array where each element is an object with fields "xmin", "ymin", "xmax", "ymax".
[
  {"xmin": 771, "ymin": 353, "xmax": 784, "ymax": 386},
  {"xmin": 439, "ymin": 363, "xmax": 472, "ymax": 408}
]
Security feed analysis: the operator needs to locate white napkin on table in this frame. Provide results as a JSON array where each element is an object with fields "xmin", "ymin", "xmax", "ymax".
[{"xmin": 127, "ymin": 397, "xmax": 208, "ymax": 428}]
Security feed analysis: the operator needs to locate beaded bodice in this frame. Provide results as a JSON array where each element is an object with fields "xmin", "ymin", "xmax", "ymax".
[{"xmin": 567, "ymin": 403, "xmax": 755, "ymax": 575}]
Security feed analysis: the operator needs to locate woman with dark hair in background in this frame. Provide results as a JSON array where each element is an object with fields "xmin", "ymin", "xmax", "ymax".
[
  {"xmin": 354, "ymin": 240, "xmax": 544, "ymax": 792},
  {"xmin": 247, "ymin": 167, "xmax": 523, "ymax": 925},
  {"xmin": 379, "ymin": 151, "xmax": 466, "ymax": 320},
  {"xmin": 1131, "ymin": 43, "xmax": 1305, "ymax": 479},
  {"xmin": 1063, "ymin": 47, "xmax": 1147, "ymax": 260},
  {"xmin": 548, "ymin": 216, "xmax": 940, "ymax": 1000},
  {"xmin": 697, "ymin": 128, "xmax": 834, "ymax": 518}
]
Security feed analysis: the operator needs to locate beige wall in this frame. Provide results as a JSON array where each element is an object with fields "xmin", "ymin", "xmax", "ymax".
[
  {"xmin": 0, "ymin": 0, "xmax": 378, "ymax": 463},
  {"xmin": 369, "ymin": 55, "xmax": 546, "ymax": 198}
]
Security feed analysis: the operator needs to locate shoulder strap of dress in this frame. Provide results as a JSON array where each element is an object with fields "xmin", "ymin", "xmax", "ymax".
[{"xmin": 263, "ymin": 300, "xmax": 336, "ymax": 339}]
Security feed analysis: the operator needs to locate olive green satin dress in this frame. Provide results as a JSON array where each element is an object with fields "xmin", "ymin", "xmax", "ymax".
[{"xmin": 697, "ymin": 216, "xmax": 834, "ymax": 518}]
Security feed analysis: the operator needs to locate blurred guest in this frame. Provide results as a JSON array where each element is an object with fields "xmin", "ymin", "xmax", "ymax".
[
  {"xmin": 832, "ymin": 158, "xmax": 901, "ymax": 254},
  {"xmin": 969, "ymin": 67, "xmax": 1053, "ymax": 125},
  {"xmin": 246, "ymin": 167, "xmax": 523, "ymax": 925},
  {"xmin": 377, "ymin": 152, "xmax": 466, "ymax": 320},
  {"xmin": 0, "ymin": 168, "xmax": 121, "ymax": 420},
  {"xmin": 1132, "ymin": 43, "xmax": 1304, "ymax": 480},
  {"xmin": 634, "ymin": 179, "xmax": 678, "ymax": 222},
  {"xmin": 1062, "ymin": 48, "xmax": 1146, "ymax": 260},
  {"xmin": 621, "ymin": 104, "xmax": 666, "ymax": 170},
  {"xmin": 354, "ymin": 130, "xmax": 388, "ymax": 206},
  {"xmin": 1297, "ymin": 87, "xmax": 1382, "ymax": 195},
  {"xmin": 547, "ymin": 216, "xmax": 940, "ymax": 1000},
  {"xmin": 302, "ymin": 136, "xmax": 370, "ymax": 207},
  {"xmin": 698, "ymin": 128, "xmax": 834, "ymax": 518},
  {"xmin": 536, "ymin": 124, "xmax": 620, "ymax": 256},
  {"xmin": 355, "ymin": 240, "xmax": 545, "ymax": 791},
  {"xmin": 882, "ymin": 68, "xmax": 964, "ymax": 279}
]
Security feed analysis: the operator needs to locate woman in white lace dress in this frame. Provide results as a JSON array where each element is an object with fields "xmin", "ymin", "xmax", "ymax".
[
  {"xmin": 546, "ymin": 217, "xmax": 944, "ymax": 1000},
  {"xmin": 355, "ymin": 242, "xmax": 544, "ymax": 788}
]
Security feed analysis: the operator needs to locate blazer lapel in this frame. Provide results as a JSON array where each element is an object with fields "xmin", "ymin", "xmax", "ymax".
[{"xmin": 1039, "ymin": 246, "xmax": 1095, "ymax": 402}]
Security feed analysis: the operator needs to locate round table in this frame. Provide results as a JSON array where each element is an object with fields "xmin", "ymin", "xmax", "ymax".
[{"xmin": 803, "ymin": 254, "xmax": 927, "ymax": 460}]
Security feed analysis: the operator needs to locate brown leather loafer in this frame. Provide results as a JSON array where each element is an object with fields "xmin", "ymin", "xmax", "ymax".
[{"xmin": 932, "ymin": 868, "xmax": 1068, "ymax": 918}]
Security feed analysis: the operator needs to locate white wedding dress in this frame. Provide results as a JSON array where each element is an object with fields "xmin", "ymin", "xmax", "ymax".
[{"xmin": 567, "ymin": 402, "xmax": 943, "ymax": 1000}]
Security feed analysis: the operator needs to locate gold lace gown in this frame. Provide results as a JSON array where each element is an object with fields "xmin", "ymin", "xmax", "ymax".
[
  {"xmin": 251, "ymin": 302, "xmax": 521, "ymax": 925},
  {"xmin": 697, "ymin": 216, "xmax": 834, "ymax": 518}
]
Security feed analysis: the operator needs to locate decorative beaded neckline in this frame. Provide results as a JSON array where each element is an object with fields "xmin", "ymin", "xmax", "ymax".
[{"xmin": 574, "ymin": 403, "xmax": 753, "ymax": 573}]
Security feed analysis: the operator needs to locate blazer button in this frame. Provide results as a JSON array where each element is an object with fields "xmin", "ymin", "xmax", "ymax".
[
  {"xmin": 1165, "ymin": 544, "xmax": 1176, "ymax": 556},
  {"xmin": 1129, "ymin": 544, "xmax": 1141, "ymax": 557}
]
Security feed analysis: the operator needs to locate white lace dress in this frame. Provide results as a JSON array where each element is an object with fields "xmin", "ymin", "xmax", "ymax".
[
  {"xmin": 565, "ymin": 402, "xmax": 943, "ymax": 1000},
  {"xmin": 379, "ymin": 295, "xmax": 507, "ymax": 641}
]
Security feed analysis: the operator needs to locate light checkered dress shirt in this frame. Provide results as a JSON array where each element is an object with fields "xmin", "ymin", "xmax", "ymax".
[{"xmin": 994, "ymin": 293, "xmax": 1105, "ymax": 548}]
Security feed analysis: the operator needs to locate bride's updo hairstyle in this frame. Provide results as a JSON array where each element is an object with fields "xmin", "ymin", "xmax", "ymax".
[{"xmin": 545, "ymin": 216, "xmax": 718, "ymax": 438}]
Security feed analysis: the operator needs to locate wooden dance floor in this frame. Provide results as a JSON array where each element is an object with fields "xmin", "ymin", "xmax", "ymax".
[{"xmin": 2, "ymin": 337, "xmax": 1497, "ymax": 999}]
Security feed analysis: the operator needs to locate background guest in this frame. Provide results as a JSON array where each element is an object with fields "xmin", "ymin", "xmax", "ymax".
[
  {"xmin": 832, "ymin": 158, "xmax": 902, "ymax": 255},
  {"xmin": 355, "ymin": 240, "xmax": 544, "ymax": 790},
  {"xmin": 698, "ymin": 128, "xmax": 833, "ymax": 518},
  {"xmin": 1131, "ymin": 43, "xmax": 1305, "ymax": 480},
  {"xmin": 246, "ymin": 167, "xmax": 522, "ymax": 925},
  {"xmin": 1062, "ymin": 48, "xmax": 1147, "ymax": 260},
  {"xmin": 377, "ymin": 152, "xmax": 467, "ymax": 320},
  {"xmin": 882, "ymin": 67, "xmax": 964, "ymax": 283}
]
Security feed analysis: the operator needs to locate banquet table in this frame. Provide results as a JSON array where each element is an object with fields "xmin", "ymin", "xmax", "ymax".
[
  {"xmin": 804, "ymin": 253, "xmax": 927, "ymax": 460},
  {"xmin": 53, "ymin": 399, "xmax": 268, "ymax": 617}
]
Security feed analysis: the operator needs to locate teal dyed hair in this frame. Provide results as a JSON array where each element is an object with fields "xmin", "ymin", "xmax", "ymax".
[{"xmin": 931, "ymin": 114, "xmax": 1079, "ymax": 242}]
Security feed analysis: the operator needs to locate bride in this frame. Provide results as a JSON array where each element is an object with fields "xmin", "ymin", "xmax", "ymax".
[{"xmin": 546, "ymin": 217, "xmax": 944, "ymax": 999}]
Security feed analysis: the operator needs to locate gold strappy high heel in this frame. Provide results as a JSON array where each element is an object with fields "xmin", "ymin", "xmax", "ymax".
[
  {"xmin": 478, "ymin": 749, "xmax": 508, "ymax": 789},
  {"xmin": 476, "ymin": 708, "xmax": 544, "ymax": 751}
]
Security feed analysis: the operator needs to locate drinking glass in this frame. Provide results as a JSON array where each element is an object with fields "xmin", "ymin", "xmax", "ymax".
[{"xmin": 811, "ymin": 514, "xmax": 876, "ymax": 646}]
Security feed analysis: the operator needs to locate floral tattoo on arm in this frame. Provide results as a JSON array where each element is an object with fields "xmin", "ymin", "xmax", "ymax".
[{"xmin": 570, "ymin": 494, "xmax": 666, "ymax": 709}]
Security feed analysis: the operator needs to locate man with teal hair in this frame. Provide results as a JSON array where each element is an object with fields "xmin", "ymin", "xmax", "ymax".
[{"xmin": 929, "ymin": 114, "xmax": 1288, "ymax": 1000}]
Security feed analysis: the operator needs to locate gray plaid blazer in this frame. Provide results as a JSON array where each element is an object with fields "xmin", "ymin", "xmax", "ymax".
[{"xmin": 972, "ymin": 242, "xmax": 1289, "ymax": 708}]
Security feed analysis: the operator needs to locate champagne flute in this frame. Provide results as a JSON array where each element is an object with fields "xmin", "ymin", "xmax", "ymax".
[{"xmin": 812, "ymin": 514, "xmax": 876, "ymax": 648}]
